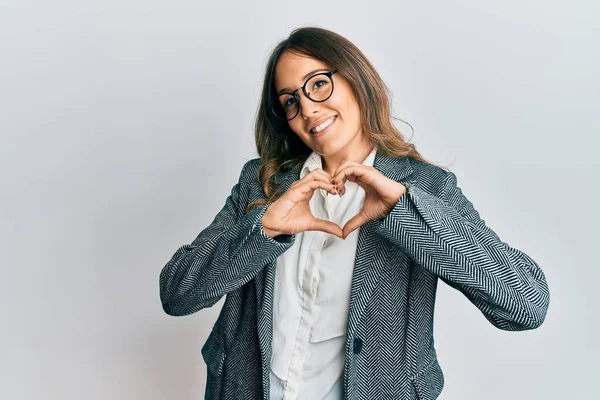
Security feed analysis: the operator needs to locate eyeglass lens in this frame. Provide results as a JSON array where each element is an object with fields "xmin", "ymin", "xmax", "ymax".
[{"xmin": 272, "ymin": 73, "xmax": 334, "ymax": 120}]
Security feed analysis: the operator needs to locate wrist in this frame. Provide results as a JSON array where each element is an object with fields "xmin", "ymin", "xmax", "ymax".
[
  {"xmin": 263, "ymin": 227, "xmax": 280, "ymax": 239},
  {"xmin": 261, "ymin": 217, "xmax": 281, "ymax": 238}
]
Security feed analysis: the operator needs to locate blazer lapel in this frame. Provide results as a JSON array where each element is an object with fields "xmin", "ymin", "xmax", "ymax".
[{"xmin": 345, "ymin": 151, "xmax": 415, "ymax": 343}]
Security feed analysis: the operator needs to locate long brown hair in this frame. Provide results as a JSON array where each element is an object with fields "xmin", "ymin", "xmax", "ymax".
[{"xmin": 247, "ymin": 26, "xmax": 443, "ymax": 213}]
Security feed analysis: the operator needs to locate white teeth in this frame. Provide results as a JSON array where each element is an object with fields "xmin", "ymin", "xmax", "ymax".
[{"xmin": 311, "ymin": 117, "xmax": 335, "ymax": 134}]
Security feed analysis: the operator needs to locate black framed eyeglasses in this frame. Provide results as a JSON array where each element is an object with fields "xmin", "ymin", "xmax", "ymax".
[{"xmin": 270, "ymin": 69, "xmax": 338, "ymax": 121}]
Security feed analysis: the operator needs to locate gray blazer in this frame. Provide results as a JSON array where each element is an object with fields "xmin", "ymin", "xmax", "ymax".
[{"xmin": 159, "ymin": 151, "xmax": 550, "ymax": 400}]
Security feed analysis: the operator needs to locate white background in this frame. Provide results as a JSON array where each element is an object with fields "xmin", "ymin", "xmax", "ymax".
[{"xmin": 1, "ymin": 0, "xmax": 598, "ymax": 399}]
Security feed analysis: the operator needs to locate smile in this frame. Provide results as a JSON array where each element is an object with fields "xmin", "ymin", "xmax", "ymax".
[{"xmin": 310, "ymin": 116, "xmax": 337, "ymax": 135}]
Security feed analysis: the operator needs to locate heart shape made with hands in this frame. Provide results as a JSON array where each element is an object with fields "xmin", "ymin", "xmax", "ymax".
[{"xmin": 324, "ymin": 162, "xmax": 407, "ymax": 239}]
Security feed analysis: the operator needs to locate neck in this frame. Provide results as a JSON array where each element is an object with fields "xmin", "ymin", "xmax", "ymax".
[{"xmin": 321, "ymin": 134, "xmax": 374, "ymax": 176}]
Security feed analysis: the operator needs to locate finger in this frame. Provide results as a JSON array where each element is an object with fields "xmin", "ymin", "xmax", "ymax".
[
  {"xmin": 334, "ymin": 165, "xmax": 375, "ymax": 196},
  {"xmin": 302, "ymin": 168, "xmax": 334, "ymax": 182},
  {"xmin": 293, "ymin": 168, "xmax": 335, "ymax": 188},
  {"xmin": 301, "ymin": 180, "xmax": 338, "ymax": 196},
  {"xmin": 335, "ymin": 164, "xmax": 372, "ymax": 183},
  {"xmin": 342, "ymin": 211, "xmax": 369, "ymax": 239},
  {"xmin": 332, "ymin": 160, "xmax": 358, "ymax": 178},
  {"xmin": 310, "ymin": 218, "xmax": 344, "ymax": 239},
  {"xmin": 287, "ymin": 180, "xmax": 336, "ymax": 203},
  {"xmin": 332, "ymin": 165, "xmax": 363, "ymax": 195},
  {"xmin": 311, "ymin": 168, "xmax": 335, "ymax": 181}
]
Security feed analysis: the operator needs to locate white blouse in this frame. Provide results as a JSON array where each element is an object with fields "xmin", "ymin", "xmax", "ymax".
[{"xmin": 269, "ymin": 146, "xmax": 378, "ymax": 400}]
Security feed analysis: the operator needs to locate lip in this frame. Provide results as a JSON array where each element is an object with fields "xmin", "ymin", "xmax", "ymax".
[
  {"xmin": 308, "ymin": 115, "xmax": 337, "ymax": 133},
  {"xmin": 310, "ymin": 116, "xmax": 337, "ymax": 139}
]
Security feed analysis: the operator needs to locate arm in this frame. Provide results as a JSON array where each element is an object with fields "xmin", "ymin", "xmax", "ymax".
[
  {"xmin": 373, "ymin": 170, "xmax": 550, "ymax": 331},
  {"xmin": 159, "ymin": 162, "xmax": 295, "ymax": 316}
]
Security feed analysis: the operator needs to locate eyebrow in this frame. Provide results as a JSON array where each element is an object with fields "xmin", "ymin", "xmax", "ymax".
[{"xmin": 277, "ymin": 68, "xmax": 330, "ymax": 95}]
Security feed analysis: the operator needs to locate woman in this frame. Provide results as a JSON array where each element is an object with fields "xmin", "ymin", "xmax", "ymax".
[{"xmin": 159, "ymin": 26, "xmax": 550, "ymax": 400}]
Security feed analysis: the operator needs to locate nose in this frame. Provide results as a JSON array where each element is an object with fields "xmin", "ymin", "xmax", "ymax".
[{"xmin": 297, "ymin": 90, "xmax": 320, "ymax": 119}]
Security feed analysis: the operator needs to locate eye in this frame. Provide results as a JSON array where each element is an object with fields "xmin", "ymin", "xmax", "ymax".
[
  {"xmin": 283, "ymin": 96, "xmax": 297, "ymax": 108},
  {"xmin": 312, "ymin": 79, "xmax": 328, "ymax": 90}
]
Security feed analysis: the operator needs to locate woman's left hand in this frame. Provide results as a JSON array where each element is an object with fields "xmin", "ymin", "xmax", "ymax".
[{"xmin": 332, "ymin": 161, "xmax": 407, "ymax": 239}]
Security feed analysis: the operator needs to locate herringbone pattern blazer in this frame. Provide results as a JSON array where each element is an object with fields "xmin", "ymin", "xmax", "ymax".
[{"xmin": 159, "ymin": 151, "xmax": 550, "ymax": 400}]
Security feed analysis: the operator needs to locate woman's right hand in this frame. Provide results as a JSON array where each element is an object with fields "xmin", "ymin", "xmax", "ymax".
[{"xmin": 262, "ymin": 168, "xmax": 343, "ymax": 239}]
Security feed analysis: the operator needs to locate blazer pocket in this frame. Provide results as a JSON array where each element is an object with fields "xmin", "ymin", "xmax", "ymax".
[
  {"xmin": 410, "ymin": 358, "xmax": 444, "ymax": 400},
  {"xmin": 201, "ymin": 330, "xmax": 226, "ymax": 377}
]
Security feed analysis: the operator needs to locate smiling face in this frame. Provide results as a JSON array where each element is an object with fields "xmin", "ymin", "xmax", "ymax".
[{"xmin": 273, "ymin": 50, "xmax": 371, "ymax": 169}]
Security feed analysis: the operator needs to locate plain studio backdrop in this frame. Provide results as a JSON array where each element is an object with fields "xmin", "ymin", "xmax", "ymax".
[{"xmin": 1, "ymin": 0, "xmax": 598, "ymax": 399}]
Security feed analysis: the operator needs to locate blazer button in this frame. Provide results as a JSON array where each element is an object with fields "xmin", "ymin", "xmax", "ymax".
[{"xmin": 353, "ymin": 338, "xmax": 363, "ymax": 354}]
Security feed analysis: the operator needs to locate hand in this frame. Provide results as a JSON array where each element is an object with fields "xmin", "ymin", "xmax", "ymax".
[
  {"xmin": 332, "ymin": 161, "xmax": 407, "ymax": 239},
  {"xmin": 262, "ymin": 168, "xmax": 343, "ymax": 239}
]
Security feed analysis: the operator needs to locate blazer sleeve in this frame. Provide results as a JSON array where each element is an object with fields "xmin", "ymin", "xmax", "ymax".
[
  {"xmin": 159, "ymin": 161, "xmax": 295, "ymax": 316},
  {"xmin": 373, "ymin": 170, "xmax": 550, "ymax": 331}
]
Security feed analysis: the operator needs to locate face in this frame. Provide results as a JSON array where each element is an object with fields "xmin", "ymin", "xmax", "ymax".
[{"xmin": 273, "ymin": 51, "xmax": 367, "ymax": 161}]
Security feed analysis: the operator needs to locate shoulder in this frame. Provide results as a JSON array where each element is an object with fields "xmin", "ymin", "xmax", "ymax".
[
  {"xmin": 405, "ymin": 156, "xmax": 452, "ymax": 181},
  {"xmin": 238, "ymin": 158, "xmax": 262, "ymax": 182},
  {"xmin": 404, "ymin": 156, "xmax": 455, "ymax": 195},
  {"xmin": 243, "ymin": 157, "xmax": 262, "ymax": 170}
]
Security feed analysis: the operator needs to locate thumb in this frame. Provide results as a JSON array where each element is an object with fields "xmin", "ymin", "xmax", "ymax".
[
  {"xmin": 342, "ymin": 212, "xmax": 369, "ymax": 239},
  {"xmin": 311, "ymin": 218, "xmax": 344, "ymax": 239}
]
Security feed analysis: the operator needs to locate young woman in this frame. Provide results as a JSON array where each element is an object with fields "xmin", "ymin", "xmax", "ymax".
[{"xmin": 159, "ymin": 26, "xmax": 550, "ymax": 400}]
